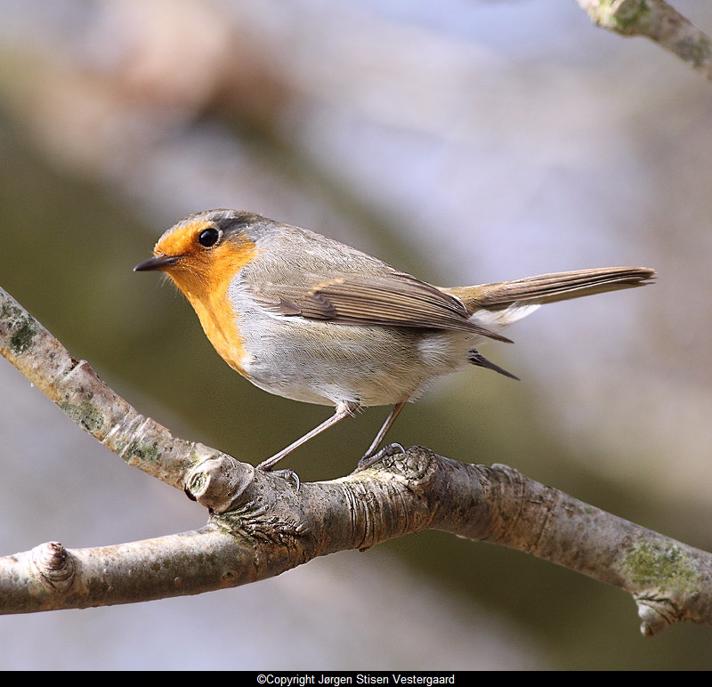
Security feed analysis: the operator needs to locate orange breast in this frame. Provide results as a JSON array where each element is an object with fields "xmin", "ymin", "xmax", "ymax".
[
  {"xmin": 189, "ymin": 287, "xmax": 250, "ymax": 377},
  {"xmin": 166, "ymin": 237, "xmax": 257, "ymax": 377}
]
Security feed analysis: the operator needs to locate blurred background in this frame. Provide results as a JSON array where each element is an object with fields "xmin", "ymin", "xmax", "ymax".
[{"xmin": 0, "ymin": 0, "xmax": 711, "ymax": 670}]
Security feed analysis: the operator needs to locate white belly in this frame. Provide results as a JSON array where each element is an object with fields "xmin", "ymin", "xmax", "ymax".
[{"xmin": 239, "ymin": 309, "xmax": 475, "ymax": 407}]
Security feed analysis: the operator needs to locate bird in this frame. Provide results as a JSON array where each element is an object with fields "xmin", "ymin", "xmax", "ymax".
[{"xmin": 134, "ymin": 209, "xmax": 655, "ymax": 474}]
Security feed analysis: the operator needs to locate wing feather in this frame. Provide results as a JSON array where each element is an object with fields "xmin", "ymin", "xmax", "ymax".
[{"xmin": 252, "ymin": 272, "xmax": 511, "ymax": 342}]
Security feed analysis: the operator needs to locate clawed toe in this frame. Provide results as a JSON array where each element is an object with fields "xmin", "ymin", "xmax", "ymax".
[
  {"xmin": 258, "ymin": 465, "xmax": 301, "ymax": 491},
  {"xmin": 357, "ymin": 442, "xmax": 406, "ymax": 470}
]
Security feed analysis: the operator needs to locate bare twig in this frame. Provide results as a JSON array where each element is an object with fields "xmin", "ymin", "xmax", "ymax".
[
  {"xmin": 1, "ymin": 285, "xmax": 711, "ymax": 635},
  {"xmin": 577, "ymin": 0, "xmax": 712, "ymax": 79}
]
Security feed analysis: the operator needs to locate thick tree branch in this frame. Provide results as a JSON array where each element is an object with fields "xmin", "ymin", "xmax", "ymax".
[
  {"xmin": 1, "ymin": 286, "xmax": 711, "ymax": 635},
  {"xmin": 578, "ymin": 0, "xmax": 712, "ymax": 79}
]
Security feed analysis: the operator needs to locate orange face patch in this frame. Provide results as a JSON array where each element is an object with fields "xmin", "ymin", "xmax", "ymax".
[
  {"xmin": 155, "ymin": 221, "xmax": 257, "ymax": 376},
  {"xmin": 153, "ymin": 219, "xmax": 212, "ymax": 260}
]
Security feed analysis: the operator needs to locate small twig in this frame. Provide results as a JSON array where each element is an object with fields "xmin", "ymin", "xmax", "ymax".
[
  {"xmin": 578, "ymin": 0, "xmax": 712, "ymax": 79},
  {"xmin": 1, "ymin": 285, "xmax": 711, "ymax": 635}
]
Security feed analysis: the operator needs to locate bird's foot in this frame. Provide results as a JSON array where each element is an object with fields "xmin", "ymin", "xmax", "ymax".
[
  {"xmin": 357, "ymin": 442, "xmax": 406, "ymax": 471},
  {"xmin": 257, "ymin": 464, "xmax": 301, "ymax": 491}
]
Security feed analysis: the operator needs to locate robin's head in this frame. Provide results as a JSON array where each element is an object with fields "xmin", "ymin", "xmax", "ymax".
[{"xmin": 134, "ymin": 209, "xmax": 265, "ymax": 299}]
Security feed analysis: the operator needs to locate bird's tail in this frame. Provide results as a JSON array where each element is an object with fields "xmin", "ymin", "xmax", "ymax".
[{"xmin": 444, "ymin": 266, "xmax": 655, "ymax": 325}]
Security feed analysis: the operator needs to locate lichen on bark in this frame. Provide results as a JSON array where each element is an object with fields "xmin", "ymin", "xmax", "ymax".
[{"xmin": 623, "ymin": 541, "xmax": 699, "ymax": 592}]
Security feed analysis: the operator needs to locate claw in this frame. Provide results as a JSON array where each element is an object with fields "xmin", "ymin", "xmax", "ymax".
[
  {"xmin": 357, "ymin": 442, "xmax": 406, "ymax": 470},
  {"xmin": 259, "ymin": 465, "xmax": 301, "ymax": 491}
]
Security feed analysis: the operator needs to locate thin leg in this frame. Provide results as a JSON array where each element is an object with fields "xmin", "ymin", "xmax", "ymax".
[
  {"xmin": 258, "ymin": 401, "xmax": 359, "ymax": 471},
  {"xmin": 361, "ymin": 400, "xmax": 408, "ymax": 461}
]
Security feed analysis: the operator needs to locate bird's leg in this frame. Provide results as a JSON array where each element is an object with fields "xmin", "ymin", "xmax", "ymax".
[
  {"xmin": 358, "ymin": 400, "xmax": 408, "ymax": 468},
  {"xmin": 257, "ymin": 401, "xmax": 359, "ymax": 472}
]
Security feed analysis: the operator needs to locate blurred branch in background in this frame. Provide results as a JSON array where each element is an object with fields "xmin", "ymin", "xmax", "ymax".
[
  {"xmin": 2, "ymin": 286, "xmax": 712, "ymax": 637},
  {"xmin": 578, "ymin": 0, "xmax": 712, "ymax": 79}
]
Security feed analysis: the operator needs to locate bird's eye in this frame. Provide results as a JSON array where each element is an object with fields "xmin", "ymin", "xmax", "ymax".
[{"xmin": 197, "ymin": 228, "xmax": 221, "ymax": 248}]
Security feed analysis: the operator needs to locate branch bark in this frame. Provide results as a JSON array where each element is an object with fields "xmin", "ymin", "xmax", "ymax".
[
  {"xmin": 0, "ymin": 289, "xmax": 228, "ymax": 489},
  {"xmin": 577, "ymin": 0, "xmax": 712, "ymax": 79},
  {"xmin": 1, "ymin": 285, "xmax": 711, "ymax": 636}
]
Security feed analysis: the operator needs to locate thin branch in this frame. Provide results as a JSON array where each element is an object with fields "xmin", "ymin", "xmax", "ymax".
[
  {"xmin": 1, "ymin": 285, "xmax": 711, "ymax": 635},
  {"xmin": 0, "ymin": 287, "xmax": 226, "ymax": 489},
  {"xmin": 577, "ymin": 0, "xmax": 712, "ymax": 79}
]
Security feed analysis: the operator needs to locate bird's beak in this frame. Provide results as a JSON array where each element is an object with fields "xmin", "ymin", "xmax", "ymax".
[{"xmin": 133, "ymin": 255, "xmax": 181, "ymax": 272}]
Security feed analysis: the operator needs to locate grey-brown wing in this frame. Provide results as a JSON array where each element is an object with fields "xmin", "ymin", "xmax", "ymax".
[{"xmin": 252, "ymin": 272, "xmax": 511, "ymax": 342}]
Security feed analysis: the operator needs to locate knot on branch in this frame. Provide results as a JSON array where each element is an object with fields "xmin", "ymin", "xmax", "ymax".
[
  {"xmin": 635, "ymin": 593, "xmax": 687, "ymax": 636},
  {"xmin": 621, "ymin": 540, "xmax": 703, "ymax": 636},
  {"xmin": 184, "ymin": 454, "xmax": 255, "ymax": 513},
  {"xmin": 31, "ymin": 542, "xmax": 75, "ymax": 592}
]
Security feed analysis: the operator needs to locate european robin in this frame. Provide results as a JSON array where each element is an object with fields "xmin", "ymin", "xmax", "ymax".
[{"xmin": 134, "ymin": 209, "xmax": 654, "ymax": 473}]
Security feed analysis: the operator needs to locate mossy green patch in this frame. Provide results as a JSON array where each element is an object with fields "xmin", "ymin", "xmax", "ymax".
[
  {"xmin": 125, "ymin": 440, "xmax": 160, "ymax": 464},
  {"xmin": 1, "ymin": 300, "xmax": 37, "ymax": 354},
  {"xmin": 59, "ymin": 400, "xmax": 105, "ymax": 434},
  {"xmin": 605, "ymin": 0, "xmax": 651, "ymax": 34},
  {"xmin": 10, "ymin": 317, "xmax": 36, "ymax": 354},
  {"xmin": 623, "ymin": 541, "xmax": 698, "ymax": 592}
]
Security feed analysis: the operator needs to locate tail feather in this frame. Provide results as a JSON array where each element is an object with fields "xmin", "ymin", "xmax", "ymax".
[
  {"xmin": 468, "ymin": 349, "xmax": 520, "ymax": 381},
  {"xmin": 446, "ymin": 267, "xmax": 655, "ymax": 313}
]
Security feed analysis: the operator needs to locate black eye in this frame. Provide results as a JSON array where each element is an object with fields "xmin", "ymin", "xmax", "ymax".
[{"xmin": 197, "ymin": 228, "xmax": 221, "ymax": 248}]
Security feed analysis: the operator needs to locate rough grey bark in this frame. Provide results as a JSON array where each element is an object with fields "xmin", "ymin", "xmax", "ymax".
[
  {"xmin": 577, "ymin": 0, "xmax": 712, "ymax": 79},
  {"xmin": 1, "ymin": 285, "xmax": 711, "ymax": 636}
]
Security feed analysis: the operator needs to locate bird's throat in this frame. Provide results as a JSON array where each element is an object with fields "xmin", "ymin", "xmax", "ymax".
[{"xmin": 167, "ymin": 241, "xmax": 257, "ymax": 377}]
